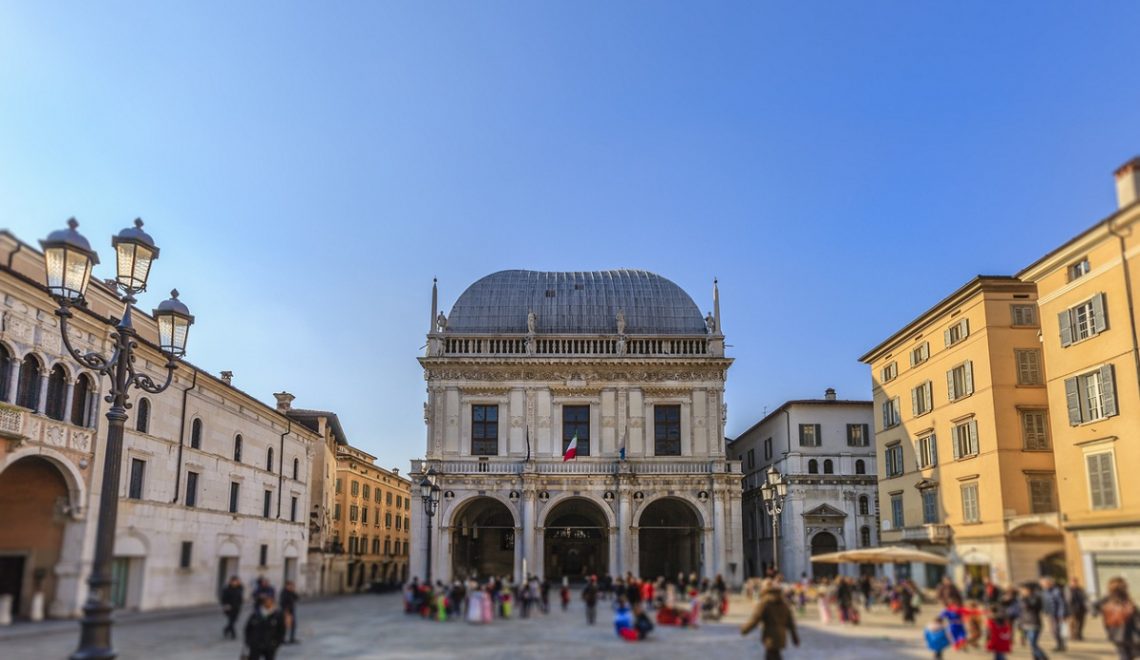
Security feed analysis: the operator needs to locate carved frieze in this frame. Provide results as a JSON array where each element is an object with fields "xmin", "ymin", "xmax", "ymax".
[
  {"xmin": 641, "ymin": 386, "xmax": 692, "ymax": 398},
  {"xmin": 422, "ymin": 362, "xmax": 730, "ymax": 384},
  {"xmin": 459, "ymin": 385, "xmax": 511, "ymax": 397}
]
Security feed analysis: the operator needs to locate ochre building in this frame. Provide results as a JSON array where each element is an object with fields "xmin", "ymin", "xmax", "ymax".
[{"xmin": 332, "ymin": 445, "xmax": 411, "ymax": 589}]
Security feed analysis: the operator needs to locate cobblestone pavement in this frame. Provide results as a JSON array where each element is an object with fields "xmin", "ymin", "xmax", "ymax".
[{"xmin": 0, "ymin": 592, "xmax": 1116, "ymax": 659}]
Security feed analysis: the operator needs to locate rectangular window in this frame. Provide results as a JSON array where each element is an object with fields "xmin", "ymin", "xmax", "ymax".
[
  {"xmin": 952, "ymin": 420, "xmax": 979, "ymax": 459},
  {"xmin": 351, "ymin": 481, "xmax": 359, "ymax": 497},
  {"xmin": 946, "ymin": 362, "xmax": 974, "ymax": 401},
  {"xmin": 1086, "ymin": 451, "xmax": 1119, "ymax": 510},
  {"xmin": 961, "ymin": 482, "xmax": 980, "ymax": 523},
  {"xmin": 128, "ymin": 458, "xmax": 145, "ymax": 500},
  {"xmin": 890, "ymin": 494, "xmax": 904, "ymax": 529},
  {"xmin": 1021, "ymin": 410, "xmax": 1050, "ymax": 450},
  {"xmin": 185, "ymin": 471, "xmax": 199, "ymax": 508},
  {"xmin": 290, "ymin": 496, "xmax": 298, "ymax": 522},
  {"xmin": 1015, "ymin": 350, "xmax": 1043, "ymax": 386},
  {"xmin": 881, "ymin": 361, "xmax": 898, "ymax": 383},
  {"xmin": 882, "ymin": 397, "xmax": 901, "ymax": 429},
  {"xmin": 386, "ymin": 492, "xmax": 393, "ymax": 506},
  {"xmin": 1065, "ymin": 365, "xmax": 1118, "ymax": 424},
  {"xmin": 404, "ymin": 516, "xmax": 409, "ymax": 530},
  {"xmin": 471, "ymin": 404, "xmax": 499, "ymax": 456},
  {"xmin": 361, "ymin": 507, "xmax": 368, "ymax": 525},
  {"xmin": 1011, "ymin": 304, "xmax": 1038, "ymax": 327},
  {"xmin": 562, "ymin": 405, "xmax": 590, "ymax": 457},
  {"xmin": 229, "ymin": 482, "xmax": 240, "ymax": 514},
  {"xmin": 263, "ymin": 490, "xmax": 272, "ymax": 518},
  {"xmin": 259, "ymin": 544, "xmax": 268, "ymax": 567},
  {"xmin": 798, "ymin": 423, "xmax": 821, "ymax": 447},
  {"xmin": 921, "ymin": 488, "xmax": 939, "ymax": 524},
  {"xmin": 763, "ymin": 437, "xmax": 772, "ymax": 460},
  {"xmin": 885, "ymin": 443, "xmax": 904, "ymax": 477},
  {"xmin": 384, "ymin": 539, "xmax": 391, "ymax": 555},
  {"xmin": 1060, "ymin": 294, "xmax": 1108, "ymax": 346},
  {"xmin": 334, "ymin": 503, "xmax": 341, "ymax": 521},
  {"xmin": 945, "ymin": 318, "xmax": 970, "ymax": 347},
  {"xmin": 396, "ymin": 495, "xmax": 402, "ymax": 508},
  {"xmin": 1068, "ymin": 257, "xmax": 1090, "ymax": 281},
  {"xmin": 746, "ymin": 448, "xmax": 755, "ymax": 470},
  {"xmin": 654, "ymin": 405, "xmax": 682, "ymax": 456},
  {"xmin": 917, "ymin": 434, "xmax": 938, "ymax": 469},
  {"xmin": 911, "ymin": 381, "xmax": 933, "ymax": 416},
  {"xmin": 396, "ymin": 515, "xmax": 402, "ymax": 530},
  {"xmin": 179, "ymin": 541, "xmax": 193, "ymax": 569},
  {"xmin": 350, "ymin": 505, "xmax": 359, "ymax": 522},
  {"xmin": 1028, "ymin": 476, "xmax": 1056, "ymax": 514},
  {"xmin": 362, "ymin": 484, "xmax": 370, "ymax": 500},
  {"xmin": 335, "ymin": 478, "xmax": 342, "ymax": 494},
  {"xmin": 385, "ymin": 512, "xmax": 392, "ymax": 528},
  {"xmin": 846, "ymin": 424, "xmax": 869, "ymax": 447},
  {"xmin": 910, "ymin": 342, "xmax": 930, "ymax": 367}
]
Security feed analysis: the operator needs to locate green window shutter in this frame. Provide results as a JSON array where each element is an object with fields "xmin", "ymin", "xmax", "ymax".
[
  {"xmin": 964, "ymin": 361, "xmax": 974, "ymax": 395},
  {"xmin": 968, "ymin": 420, "xmax": 979, "ymax": 455},
  {"xmin": 1064, "ymin": 376, "xmax": 1082, "ymax": 425},
  {"xmin": 1092, "ymin": 293, "xmax": 1108, "ymax": 333},
  {"xmin": 862, "ymin": 424, "xmax": 869, "ymax": 445},
  {"xmin": 814, "ymin": 424, "xmax": 822, "ymax": 446},
  {"xmin": 947, "ymin": 370, "xmax": 956, "ymax": 401},
  {"xmin": 798, "ymin": 425, "xmax": 806, "ymax": 446},
  {"xmin": 1100, "ymin": 364, "xmax": 1118, "ymax": 417},
  {"xmin": 1059, "ymin": 310, "xmax": 1073, "ymax": 347}
]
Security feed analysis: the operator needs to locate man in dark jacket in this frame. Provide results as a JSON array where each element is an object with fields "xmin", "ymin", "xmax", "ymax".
[
  {"xmin": 582, "ymin": 577, "xmax": 599, "ymax": 625},
  {"xmin": 1040, "ymin": 577, "xmax": 1068, "ymax": 651},
  {"xmin": 279, "ymin": 580, "xmax": 299, "ymax": 644},
  {"xmin": 1067, "ymin": 577, "xmax": 1088, "ymax": 641},
  {"xmin": 741, "ymin": 581, "xmax": 800, "ymax": 660},
  {"xmin": 220, "ymin": 576, "xmax": 244, "ymax": 640},
  {"xmin": 1018, "ymin": 583, "xmax": 1048, "ymax": 660},
  {"xmin": 245, "ymin": 594, "xmax": 286, "ymax": 660}
]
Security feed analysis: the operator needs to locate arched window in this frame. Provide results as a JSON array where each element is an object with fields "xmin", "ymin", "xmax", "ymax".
[
  {"xmin": 45, "ymin": 365, "xmax": 68, "ymax": 421},
  {"xmin": 823, "ymin": 459, "xmax": 834, "ymax": 474},
  {"xmin": 233, "ymin": 434, "xmax": 243, "ymax": 462},
  {"xmin": 859, "ymin": 495, "xmax": 869, "ymax": 515},
  {"xmin": 855, "ymin": 459, "xmax": 866, "ymax": 475},
  {"xmin": 135, "ymin": 398, "xmax": 150, "ymax": 433},
  {"xmin": 293, "ymin": 458, "xmax": 300, "ymax": 480},
  {"xmin": 0, "ymin": 343, "xmax": 11, "ymax": 402},
  {"xmin": 860, "ymin": 526, "xmax": 871, "ymax": 548},
  {"xmin": 190, "ymin": 419, "xmax": 202, "ymax": 449},
  {"xmin": 71, "ymin": 373, "xmax": 93, "ymax": 427},
  {"xmin": 808, "ymin": 459, "xmax": 819, "ymax": 474},
  {"xmin": 267, "ymin": 446, "xmax": 274, "ymax": 472},
  {"xmin": 16, "ymin": 354, "xmax": 42, "ymax": 410}
]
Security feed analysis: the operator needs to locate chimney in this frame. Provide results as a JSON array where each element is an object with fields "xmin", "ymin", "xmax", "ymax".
[
  {"xmin": 824, "ymin": 387, "xmax": 837, "ymax": 401},
  {"xmin": 274, "ymin": 391, "xmax": 295, "ymax": 413},
  {"xmin": 392, "ymin": 468, "xmax": 400, "ymax": 476},
  {"xmin": 220, "ymin": 371, "xmax": 234, "ymax": 386},
  {"xmin": 1115, "ymin": 157, "xmax": 1140, "ymax": 209}
]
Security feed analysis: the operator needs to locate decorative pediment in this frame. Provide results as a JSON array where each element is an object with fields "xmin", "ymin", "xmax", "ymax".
[
  {"xmin": 914, "ymin": 478, "xmax": 939, "ymax": 490},
  {"xmin": 803, "ymin": 503, "xmax": 847, "ymax": 518}
]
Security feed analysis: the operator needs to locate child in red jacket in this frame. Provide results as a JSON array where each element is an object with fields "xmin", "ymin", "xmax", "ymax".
[{"xmin": 985, "ymin": 605, "xmax": 1013, "ymax": 660}]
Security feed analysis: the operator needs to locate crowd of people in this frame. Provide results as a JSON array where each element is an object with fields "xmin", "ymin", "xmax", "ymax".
[{"xmin": 218, "ymin": 576, "xmax": 300, "ymax": 660}]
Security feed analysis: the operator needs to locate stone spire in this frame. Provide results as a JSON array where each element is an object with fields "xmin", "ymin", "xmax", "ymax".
[
  {"xmin": 713, "ymin": 277, "xmax": 722, "ymax": 336},
  {"xmin": 430, "ymin": 277, "xmax": 438, "ymax": 334}
]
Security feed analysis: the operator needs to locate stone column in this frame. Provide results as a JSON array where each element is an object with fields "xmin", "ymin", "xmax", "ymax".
[
  {"xmin": 37, "ymin": 372, "xmax": 49, "ymax": 413},
  {"xmin": 62, "ymin": 380, "xmax": 75, "ymax": 424},
  {"xmin": 436, "ymin": 524, "xmax": 450, "ymax": 583},
  {"xmin": 522, "ymin": 491, "xmax": 536, "ymax": 580},
  {"xmin": 4, "ymin": 358, "xmax": 18, "ymax": 403},
  {"xmin": 712, "ymin": 490, "xmax": 725, "ymax": 577},
  {"xmin": 608, "ymin": 526, "xmax": 619, "ymax": 577}
]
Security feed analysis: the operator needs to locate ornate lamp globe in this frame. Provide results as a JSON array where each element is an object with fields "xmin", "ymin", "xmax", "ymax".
[
  {"xmin": 152, "ymin": 289, "xmax": 194, "ymax": 357},
  {"xmin": 419, "ymin": 477, "xmax": 433, "ymax": 500},
  {"xmin": 111, "ymin": 218, "xmax": 160, "ymax": 293},
  {"xmin": 39, "ymin": 218, "xmax": 100, "ymax": 302}
]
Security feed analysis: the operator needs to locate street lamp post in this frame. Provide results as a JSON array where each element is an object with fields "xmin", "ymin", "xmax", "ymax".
[
  {"xmin": 759, "ymin": 466, "xmax": 788, "ymax": 576},
  {"xmin": 419, "ymin": 467, "xmax": 440, "ymax": 585},
  {"xmin": 40, "ymin": 219, "xmax": 193, "ymax": 660}
]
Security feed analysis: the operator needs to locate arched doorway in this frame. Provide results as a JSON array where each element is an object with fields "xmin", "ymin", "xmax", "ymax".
[
  {"xmin": 638, "ymin": 498, "xmax": 701, "ymax": 581},
  {"xmin": 450, "ymin": 497, "xmax": 516, "ymax": 581},
  {"xmin": 810, "ymin": 531, "xmax": 840, "ymax": 580},
  {"xmin": 0, "ymin": 457, "xmax": 70, "ymax": 619},
  {"xmin": 543, "ymin": 498, "xmax": 609, "ymax": 582}
]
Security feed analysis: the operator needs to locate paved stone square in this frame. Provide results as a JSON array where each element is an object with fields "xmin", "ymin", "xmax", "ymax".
[{"xmin": 0, "ymin": 592, "xmax": 1116, "ymax": 659}]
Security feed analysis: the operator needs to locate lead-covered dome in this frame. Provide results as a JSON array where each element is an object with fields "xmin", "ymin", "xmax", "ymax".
[{"xmin": 446, "ymin": 270, "xmax": 707, "ymax": 335}]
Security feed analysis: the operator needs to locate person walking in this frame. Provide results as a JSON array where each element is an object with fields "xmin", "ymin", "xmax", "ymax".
[
  {"xmin": 1018, "ymin": 583, "xmax": 1049, "ymax": 660},
  {"xmin": 741, "ymin": 580, "xmax": 800, "ymax": 660},
  {"xmin": 244, "ymin": 594, "xmax": 286, "ymax": 660},
  {"xmin": 252, "ymin": 577, "xmax": 275, "ymax": 603},
  {"xmin": 1095, "ymin": 576, "xmax": 1140, "ymax": 660},
  {"xmin": 582, "ymin": 576, "xmax": 599, "ymax": 625},
  {"xmin": 1067, "ymin": 577, "xmax": 1088, "ymax": 642},
  {"xmin": 560, "ymin": 577, "xmax": 570, "ymax": 611},
  {"xmin": 986, "ymin": 605, "xmax": 1013, "ymax": 660},
  {"xmin": 1041, "ymin": 577, "xmax": 1068, "ymax": 652},
  {"xmin": 279, "ymin": 580, "xmax": 300, "ymax": 644},
  {"xmin": 221, "ymin": 576, "xmax": 244, "ymax": 640},
  {"xmin": 937, "ymin": 577, "xmax": 962, "ymax": 606}
]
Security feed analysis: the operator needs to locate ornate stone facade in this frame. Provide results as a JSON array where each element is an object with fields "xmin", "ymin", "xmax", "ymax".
[{"xmin": 411, "ymin": 270, "xmax": 744, "ymax": 586}]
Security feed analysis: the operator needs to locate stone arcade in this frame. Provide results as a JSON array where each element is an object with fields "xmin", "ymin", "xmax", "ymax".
[{"xmin": 410, "ymin": 270, "xmax": 743, "ymax": 586}]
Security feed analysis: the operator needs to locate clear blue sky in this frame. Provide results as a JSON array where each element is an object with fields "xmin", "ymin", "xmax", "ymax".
[{"xmin": 3, "ymin": 3, "xmax": 1138, "ymax": 471}]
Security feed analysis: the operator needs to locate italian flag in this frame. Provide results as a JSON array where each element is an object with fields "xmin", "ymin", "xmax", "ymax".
[{"xmin": 563, "ymin": 434, "xmax": 578, "ymax": 462}]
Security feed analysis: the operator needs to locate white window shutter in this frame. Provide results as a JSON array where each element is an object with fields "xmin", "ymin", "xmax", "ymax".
[
  {"xmin": 968, "ymin": 420, "xmax": 979, "ymax": 455},
  {"xmin": 1059, "ymin": 310, "xmax": 1074, "ymax": 347},
  {"xmin": 926, "ymin": 381, "xmax": 933, "ymax": 408},
  {"xmin": 1100, "ymin": 364, "xmax": 1118, "ymax": 417},
  {"xmin": 962, "ymin": 318, "xmax": 970, "ymax": 338},
  {"xmin": 1087, "ymin": 454, "xmax": 1104, "ymax": 509},
  {"xmin": 1064, "ymin": 377, "xmax": 1082, "ymax": 425},
  {"xmin": 952, "ymin": 429, "xmax": 961, "ymax": 459},
  {"xmin": 964, "ymin": 361, "xmax": 974, "ymax": 395},
  {"xmin": 1092, "ymin": 293, "xmax": 1108, "ymax": 333},
  {"xmin": 944, "ymin": 328, "xmax": 952, "ymax": 347},
  {"xmin": 947, "ymin": 370, "xmax": 956, "ymax": 401},
  {"xmin": 911, "ymin": 388, "xmax": 919, "ymax": 416}
]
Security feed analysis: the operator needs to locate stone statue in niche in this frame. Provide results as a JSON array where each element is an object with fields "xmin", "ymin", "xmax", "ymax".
[
  {"xmin": 616, "ymin": 309, "xmax": 626, "ymax": 335},
  {"xmin": 527, "ymin": 310, "xmax": 537, "ymax": 334},
  {"xmin": 705, "ymin": 311, "xmax": 716, "ymax": 334},
  {"xmin": 436, "ymin": 312, "xmax": 448, "ymax": 332}
]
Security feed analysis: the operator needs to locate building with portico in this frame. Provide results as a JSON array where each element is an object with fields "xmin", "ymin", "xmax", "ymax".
[{"xmin": 410, "ymin": 270, "xmax": 743, "ymax": 585}]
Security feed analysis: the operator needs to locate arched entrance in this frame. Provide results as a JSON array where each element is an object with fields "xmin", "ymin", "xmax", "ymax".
[
  {"xmin": 0, "ymin": 457, "xmax": 70, "ymax": 619},
  {"xmin": 810, "ymin": 531, "xmax": 840, "ymax": 580},
  {"xmin": 638, "ymin": 498, "xmax": 701, "ymax": 580},
  {"xmin": 450, "ymin": 497, "xmax": 516, "ymax": 581},
  {"xmin": 543, "ymin": 498, "xmax": 609, "ymax": 582}
]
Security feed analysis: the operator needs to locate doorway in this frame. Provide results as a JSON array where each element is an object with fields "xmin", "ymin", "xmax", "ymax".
[
  {"xmin": 544, "ymin": 498, "xmax": 609, "ymax": 582},
  {"xmin": 638, "ymin": 498, "xmax": 701, "ymax": 580},
  {"xmin": 810, "ymin": 532, "xmax": 839, "ymax": 580}
]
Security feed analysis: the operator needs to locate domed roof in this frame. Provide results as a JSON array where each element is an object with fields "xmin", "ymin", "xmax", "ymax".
[{"xmin": 446, "ymin": 270, "xmax": 708, "ymax": 335}]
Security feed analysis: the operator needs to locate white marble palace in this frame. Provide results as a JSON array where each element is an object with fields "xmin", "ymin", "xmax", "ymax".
[{"xmin": 410, "ymin": 270, "xmax": 743, "ymax": 586}]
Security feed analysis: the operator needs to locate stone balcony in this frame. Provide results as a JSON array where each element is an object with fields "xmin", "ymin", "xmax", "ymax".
[
  {"xmin": 0, "ymin": 403, "xmax": 96, "ymax": 457},
  {"xmin": 897, "ymin": 524, "xmax": 953, "ymax": 544},
  {"xmin": 410, "ymin": 457, "xmax": 740, "ymax": 477},
  {"xmin": 431, "ymin": 333, "xmax": 719, "ymax": 358}
]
